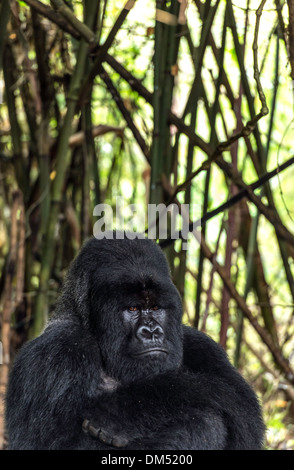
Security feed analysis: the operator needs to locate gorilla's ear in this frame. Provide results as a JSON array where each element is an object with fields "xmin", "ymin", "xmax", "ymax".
[
  {"xmin": 55, "ymin": 267, "xmax": 92, "ymax": 329},
  {"xmin": 73, "ymin": 270, "xmax": 92, "ymax": 327}
]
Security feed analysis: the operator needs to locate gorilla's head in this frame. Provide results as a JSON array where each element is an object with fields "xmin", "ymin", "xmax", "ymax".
[{"xmin": 57, "ymin": 233, "xmax": 183, "ymax": 384}]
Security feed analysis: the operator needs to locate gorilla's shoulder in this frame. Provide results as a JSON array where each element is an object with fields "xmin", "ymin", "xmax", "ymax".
[
  {"xmin": 182, "ymin": 325, "xmax": 233, "ymax": 373},
  {"xmin": 13, "ymin": 319, "xmax": 98, "ymax": 370}
]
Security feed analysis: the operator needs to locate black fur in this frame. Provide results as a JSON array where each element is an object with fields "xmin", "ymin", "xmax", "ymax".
[{"xmin": 5, "ymin": 235, "xmax": 265, "ymax": 450}]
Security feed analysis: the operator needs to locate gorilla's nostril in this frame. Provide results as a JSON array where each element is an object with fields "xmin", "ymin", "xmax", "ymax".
[
  {"xmin": 137, "ymin": 326, "xmax": 152, "ymax": 340},
  {"xmin": 137, "ymin": 325, "xmax": 164, "ymax": 341},
  {"xmin": 151, "ymin": 326, "xmax": 163, "ymax": 339}
]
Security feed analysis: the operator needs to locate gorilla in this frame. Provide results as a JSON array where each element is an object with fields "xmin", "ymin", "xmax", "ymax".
[{"xmin": 5, "ymin": 234, "xmax": 264, "ymax": 450}]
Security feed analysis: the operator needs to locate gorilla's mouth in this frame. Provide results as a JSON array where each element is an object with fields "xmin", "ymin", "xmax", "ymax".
[{"xmin": 133, "ymin": 348, "xmax": 168, "ymax": 357}]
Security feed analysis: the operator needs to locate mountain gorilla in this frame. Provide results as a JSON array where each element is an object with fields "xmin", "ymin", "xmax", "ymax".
[{"xmin": 5, "ymin": 234, "xmax": 264, "ymax": 450}]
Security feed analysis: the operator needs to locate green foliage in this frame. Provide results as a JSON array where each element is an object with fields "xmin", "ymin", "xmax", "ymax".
[{"xmin": 1, "ymin": 0, "xmax": 294, "ymax": 449}]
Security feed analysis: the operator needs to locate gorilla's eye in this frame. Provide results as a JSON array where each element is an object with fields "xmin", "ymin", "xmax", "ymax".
[{"xmin": 128, "ymin": 306, "xmax": 138, "ymax": 312}]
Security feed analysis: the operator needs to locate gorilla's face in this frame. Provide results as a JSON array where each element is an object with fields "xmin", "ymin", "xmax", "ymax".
[
  {"xmin": 122, "ymin": 304, "xmax": 168, "ymax": 360},
  {"xmin": 84, "ymin": 236, "xmax": 184, "ymax": 384}
]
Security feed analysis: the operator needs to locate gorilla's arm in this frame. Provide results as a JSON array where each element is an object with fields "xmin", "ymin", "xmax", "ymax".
[
  {"xmin": 5, "ymin": 319, "xmax": 104, "ymax": 450},
  {"xmin": 182, "ymin": 326, "xmax": 265, "ymax": 449},
  {"xmin": 81, "ymin": 370, "xmax": 228, "ymax": 450},
  {"xmin": 6, "ymin": 322, "xmax": 264, "ymax": 450},
  {"xmin": 80, "ymin": 327, "xmax": 264, "ymax": 450}
]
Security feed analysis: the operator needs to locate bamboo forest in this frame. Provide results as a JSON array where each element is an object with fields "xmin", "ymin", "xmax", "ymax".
[{"xmin": 1, "ymin": 0, "xmax": 294, "ymax": 450}]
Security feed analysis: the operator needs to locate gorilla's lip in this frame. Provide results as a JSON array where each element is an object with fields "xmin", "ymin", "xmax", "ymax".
[{"xmin": 133, "ymin": 348, "xmax": 168, "ymax": 357}]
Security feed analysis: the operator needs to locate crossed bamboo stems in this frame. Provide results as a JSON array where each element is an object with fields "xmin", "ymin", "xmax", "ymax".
[{"xmin": 5, "ymin": 0, "xmax": 294, "ymax": 392}]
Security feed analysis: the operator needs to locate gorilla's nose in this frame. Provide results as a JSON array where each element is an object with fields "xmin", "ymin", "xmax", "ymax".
[{"xmin": 136, "ymin": 324, "xmax": 164, "ymax": 342}]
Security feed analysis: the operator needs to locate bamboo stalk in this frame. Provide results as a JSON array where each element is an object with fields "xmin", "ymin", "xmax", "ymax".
[
  {"xmin": 160, "ymin": 0, "xmax": 181, "ymax": 176},
  {"xmin": 78, "ymin": 0, "xmax": 137, "ymax": 106},
  {"xmin": 194, "ymin": 1, "xmax": 226, "ymax": 329},
  {"xmin": 161, "ymin": 152, "xmax": 294, "ymax": 275},
  {"xmin": 200, "ymin": 222, "xmax": 224, "ymax": 332},
  {"xmin": 50, "ymin": 0, "xmax": 96, "ymax": 43},
  {"xmin": 216, "ymin": 157, "xmax": 294, "ymax": 249},
  {"xmin": 23, "ymin": 0, "xmax": 80, "ymax": 38},
  {"xmin": 182, "ymin": 0, "xmax": 220, "ymax": 119},
  {"xmin": 226, "ymin": 0, "xmax": 266, "ymax": 168},
  {"xmin": 104, "ymin": 54, "xmax": 211, "ymax": 156},
  {"xmin": 99, "ymin": 66, "xmax": 148, "ymax": 160},
  {"xmin": 81, "ymin": 105, "xmax": 91, "ymax": 242},
  {"xmin": 0, "ymin": 0, "xmax": 10, "ymax": 72},
  {"xmin": 228, "ymin": 1, "xmax": 293, "ymax": 281},
  {"xmin": 69, "ymin": 125, "xmax": 124, "ymax": 148},
  {"xmin": 235, "ymin": 198, "xmax": 282, "ymax": 367},
  {"xmin": 265, "ymin": 32, "xmax": 294, "ymax": 302},
  {"xmin": 235, "ymin": 209, "xmax": 259, "ymax": 367},
  {"xmin": 0, "ymin": 190, "xmax": 25, "ymax": 449},
  {"xmin": 2, "ymin": 45, "xmax": 29, "ymax": 201},
  {"xmin": 32, "ymin": 0, "xmax": 100, "ymax": 336},
  {"xmin": 163, "ymin": 178, "xmax": 294, "ymax": 386},
  {"xmin": 150, "ymin": 1, "xmax": 165, "ymax": 206},
  {"xmin": 287, "ymin": 0, "xmax": 294, "ymax": 81}
]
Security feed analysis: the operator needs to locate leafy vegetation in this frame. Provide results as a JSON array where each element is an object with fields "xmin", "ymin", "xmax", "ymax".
[{"xmin": 1, "ymin": 0, "xmax": 294, "ymax": 449}]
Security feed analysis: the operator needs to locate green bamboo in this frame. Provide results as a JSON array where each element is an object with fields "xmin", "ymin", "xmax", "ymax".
[
  {"xmin": 50, "ymin": 0, "xmax": 96, "ymax": 43},
  {"xmin": 234, "ymin": 31, "xmax": 281, "ymax": 365},
  {"xmin": 194, "ymin": 170, "xmax": 210, "ymax": 329},
  {"xmin": 245, "ymin": 32, "xmax": 291, "ymax": 351},
  {"xmin": 79, "ymin": 0, "xmax": 137, "ymax": 106},
  {"xmin": 234, "ymin": 210, "xmax": 259, "ymax": 367},
  {"xmin": 31, "ymin": 9, "xmax": 55, "ymax": 241},
  {"xmin": 32, "ymin": 1, "xmax": 100, "ymax": 336},
  {"xmin": 173, "ymin": 0, "xmax": 221, "ymax": 321},
  {"xmin": 266, "ymin": 33, "xmax": 294, "ymax": 302},
  {"xmin": 0, "ymin": 0, "xmax": 10, "ymax": 72},
  {"xmin": 96, "ymin": 0, "xmax": 108, "ymax": 45},
  {"xmin": 182, "ymin": 0, "xmax": 220, "ymax": 119},
  {"xmin": 226, "ymin": 0, "xmax": 266, "ymax": 168},
  {"xmin": 81, "ymin": 103, "xmax": 92, "ymax": 241},
  {"xmin": 266, "ymin": 35, "xmax": 294, "ymax": 317},
  {"xmin": 194, "ymin": 1, "xmax": 226, "ymax": 328},
  {"xmin": 226, "ymin": 3, "xmax": 294, "ymax": 341},
  {"xmin": 149, "ymin": 0, "xmax": 180, "ymax": 266},
  {"xmin": 150, "ymin": 1, "xmax": 165, "ymax": 206},
  {"xmin": 39, "ymin": 126, "xmax": 51, "ymax": 239},
  {"xmin": 260, "ymin": 32, "xmax": 289, "ymax": 341},
  {"xmin": 161, "ymin": 0, "xmax": 181, "ymax": 176},
  {"xmin": 3, "ymin": 45, "xmax": 29, "ymax": 201}
]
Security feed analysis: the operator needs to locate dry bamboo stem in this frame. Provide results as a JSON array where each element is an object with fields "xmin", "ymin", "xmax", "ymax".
[{"xmin": 0, "ymin": 191, "xmax": 25, "ymax": 449}]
